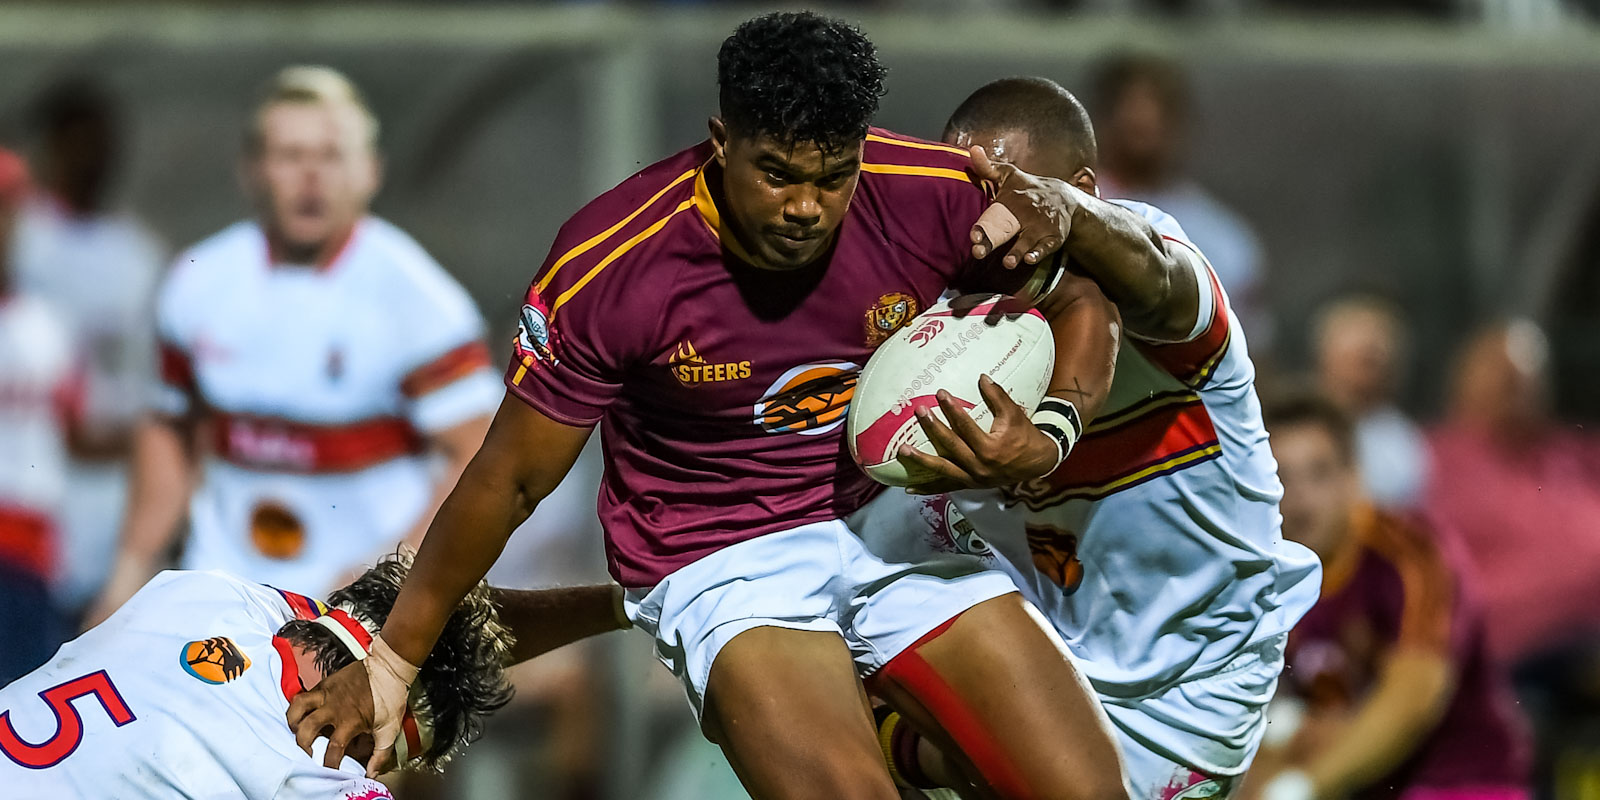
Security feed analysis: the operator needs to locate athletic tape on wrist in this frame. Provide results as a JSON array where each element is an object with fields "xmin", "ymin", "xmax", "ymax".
[{"xmin": 1030, "ymin": 398, "xmax": 1083, "ymax": 469}]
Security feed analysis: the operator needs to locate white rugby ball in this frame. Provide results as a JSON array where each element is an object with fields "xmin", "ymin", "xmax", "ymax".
[{"xmin": 848, "ymin": 293, "xmax": 1056, "ymax": 487}]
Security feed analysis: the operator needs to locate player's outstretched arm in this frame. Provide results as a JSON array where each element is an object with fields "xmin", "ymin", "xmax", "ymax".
[
  {"xmin": 288, "ymin": 394, "xmax": 591, "ymax": 775},
  {"xmin": 85, "ymin": 414, "xmax": 198, "ymax": 627},
  {"xmin": 492, "ymin": 584, "xmax": 629, "ymax": 665},
  {"xmin": 1259, "ymin": 648, "xmax": 1456, "ymax": 800},
  {"xmin": 967, "ymin": 145, "xmax": 1200, "ymax": 343}
]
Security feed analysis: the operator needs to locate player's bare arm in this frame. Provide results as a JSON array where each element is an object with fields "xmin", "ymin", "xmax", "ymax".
[
  {"xmin": 399, "ymin": 414, "xmax": 492, "ymax": 551},
  {"xmin": 897, "ymin": 273, "xmax": 1121, "ymax": 493},
  {"xmin": 86, "ymin": 412, "xmax": 199, "ymax": 627},
  {"xmin": 492, "ymin": 583, "xmax": 629, "ymax": 665},
  {"xmin": 288, "ymin": 395, "xmax": 589, "ymax": 775},
  {"xmin": 951, "ymin": 114, "xmax": 1203, "ymax": 346}
]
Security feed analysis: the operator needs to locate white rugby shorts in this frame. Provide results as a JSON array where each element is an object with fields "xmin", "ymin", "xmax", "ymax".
[{"xmin": 623, "ymin": 489, "xmax": 1018, "ymax": 720}]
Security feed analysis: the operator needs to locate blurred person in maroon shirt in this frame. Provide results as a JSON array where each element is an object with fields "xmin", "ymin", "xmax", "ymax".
[
  {"xmin": 1423, "ymin": 319, "xmax": 1600, "ymax": 665},
  {"xmin": 1249, "ymin": 391, "xmax": 1530, "ymax": 800}
]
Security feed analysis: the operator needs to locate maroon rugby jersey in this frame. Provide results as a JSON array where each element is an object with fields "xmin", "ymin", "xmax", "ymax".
[
  {"xmin": 506, "ymin": 129, "xmax": 1005, "ymax": 586},
  {"xmin": 1286, "ymin": 506, "xmax": 1530, "ymax": 797}
]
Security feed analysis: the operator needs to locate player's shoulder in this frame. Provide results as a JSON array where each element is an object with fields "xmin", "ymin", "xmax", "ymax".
[
  {"xmin": 534, "ymin": 142, "xmax": 712, "ymax": 303},
  {"xmin": 352, "ymin": 217, "xmax": 476, "ymax": 311},
  {"xmin": 122, "ymin": 569, "xmax": 291, "ymax": 622},
  {"xmin": 1361, "ymin": 508, "xmax": 1448, "ymax": 570},
  {"xmin": 164, "ymin": 220, "xmax": 262, "ymax": 294},
  {"xmin": 1107, "ymin": 198, "xmax": 1194, "ymax": 244},
  {"xmin": 858, "ymin": 127, "xmax": 980, "ymax": 191}
]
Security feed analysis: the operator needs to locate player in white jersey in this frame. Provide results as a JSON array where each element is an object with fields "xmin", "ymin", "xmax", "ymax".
[
  {"xmin": 0, "ymin": 555, "xmax": 516, "ymax": 799},
  {"xmin": 89, "ymin": 67, "xmax": 501, "ymax": 622},
  {"xmin": 0, "ymin": 147, "xmax": 83, "ymax": 683},
  {"xmin": 10, "ymin": 79, "xmax": 167, "ymax": 614},
  {"xmin": 865, "ymin": 78, "xmax": 1321, "ymax": 800}
]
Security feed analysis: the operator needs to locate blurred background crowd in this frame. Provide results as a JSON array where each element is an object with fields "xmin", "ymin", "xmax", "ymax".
[{"xmin": 1, "ymin": 2, "xmax": 1598, "ymax": 799}]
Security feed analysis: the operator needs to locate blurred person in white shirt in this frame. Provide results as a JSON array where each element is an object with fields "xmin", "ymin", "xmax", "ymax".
[
  {"xmin": 1313, "ymin": 294, "xmax": 1429, "ymax": 509},
  {"xmin": 10, "ymin": 79, "xmax": 167, "ymax": 615},
  {"xmin": 86, "ymin": 66, "xmax": 500, "ymax": 624},
  {"xmin": 0, "ymin": 147, "xmax": 81, "ymax": 683},
  {"xmin": 1090, "ymin": 53, "xmax": 1273, "ymax": 357}
]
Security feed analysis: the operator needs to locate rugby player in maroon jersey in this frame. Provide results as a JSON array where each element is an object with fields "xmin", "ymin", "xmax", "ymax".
[{"xmin": 287, "ymin": 13, "xmax": 1204, "ymax": 799}]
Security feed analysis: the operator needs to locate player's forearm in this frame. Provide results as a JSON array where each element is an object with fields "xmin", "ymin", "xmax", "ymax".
[
  {"xmin": 381, "ymin": 460, "xmax": 537, "ymax": 667},
  {"xmin": 493, "ymin": 584, "xmax": 628, "ymax": 665},
  {"xmin": 403, "ymin": 414, "xmax": 492, "ymax": 550},
  {"xmin": 1299, "ymin": 649, "xmax": 1456, "ymax": 799},
  {"xmin": 1038, "ymin": 274, "xmax": 1120, "ymax": 428},
  {"xmin": 1062, "ymin": 192, "xmax": 1196, "ymax": 343},
  {"xmin": 116, "ymin": 415, "xmax": 196, "ymax": 565}
]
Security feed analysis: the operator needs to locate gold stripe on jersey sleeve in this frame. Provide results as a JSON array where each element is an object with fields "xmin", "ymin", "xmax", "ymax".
[
  {"xmin": 549, "ymin": 197, "xmax": 697, "ymax": 319},
  {"xmin": 537, "ymin": 168, "xmax": 698, "ymax": 294},
  {"xmin": 865, "ymin": 133, "xmax": 971, "ymax": 158},
  {"xmin": 860, "ymin": 162, "xmax": 975, "ymax": 184}
]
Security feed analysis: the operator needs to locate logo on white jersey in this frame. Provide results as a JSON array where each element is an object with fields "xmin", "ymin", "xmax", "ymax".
[{"xmin": 180, "ymin": 637, "xmax": 251, "ymax": 684}]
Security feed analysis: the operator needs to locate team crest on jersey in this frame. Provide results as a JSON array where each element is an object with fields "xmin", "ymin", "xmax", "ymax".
[
  {"xmin": 250, "ymin": 502, "xmax": 306, "ymax": 561},
  {"xmin": 1026, "ymin": 524, "xmax": 1084, "ymax": 594},
  {"xmin": 863, "ymin": 292, "xmax": 919, "ymax": 347},
  {"xmin": 752, "ymin": 361, "xmax": 858, "ymax": 435},
  {"xmin": 181, "ymin": 637, "xmax": 251, "ymax": 684},
  {"xmin": 515, "ymin": 297, "xmax": 560, "ymax": 368}
]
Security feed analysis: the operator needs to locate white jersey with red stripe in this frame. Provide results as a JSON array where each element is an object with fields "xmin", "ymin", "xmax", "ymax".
[
  {"xmin": 954, "ymin": 200, "xmax": 1320, "ymax": 772},
  {"xmin": 153, "ymin": 218, "xmax": 501, "ymax": 596},
  {"xmin": 0, "ymin": 294, "xmax": 79, "ymax": 576},
  {"xmin": 11, "ymin": 199, "xmax": 167, "ymax": 608},
  {"xmin": 0, "ymin": 570, "xmax": 393, "ymax": 799}
]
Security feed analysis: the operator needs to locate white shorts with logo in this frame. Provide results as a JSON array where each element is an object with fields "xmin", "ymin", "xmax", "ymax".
[
  {"xmin": 623, "ymin": 489, "xmax": 1019, "ymax": 721},
  {"xmin": 1106, "ymin": 634, "xmax": 1285, "ymax": 800}
]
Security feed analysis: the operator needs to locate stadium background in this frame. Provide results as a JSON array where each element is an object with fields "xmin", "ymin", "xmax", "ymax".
[{"xmin": 2, "ymin": 2, "xmax": 1599, "ymax": 798}]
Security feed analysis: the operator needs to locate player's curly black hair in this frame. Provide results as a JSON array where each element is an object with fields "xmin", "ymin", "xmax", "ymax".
[
  {"xmin": 277, "ymin": 553, "xmax": 514, "ymax": 774},
  {"xmin": 717, "ymin": 11, "xmax": 886, "ymax": 152}
]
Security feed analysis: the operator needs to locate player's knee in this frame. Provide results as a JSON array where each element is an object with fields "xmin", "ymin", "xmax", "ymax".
[
  {"xmin": 1022, "ymin": 763, "xmax": 1130, "ymax": 800},
  {"xmin": 805, "ymin": 751, "xmax": 903, "ymax": 800}
]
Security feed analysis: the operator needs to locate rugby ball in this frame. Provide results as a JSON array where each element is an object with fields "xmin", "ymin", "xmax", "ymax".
[{"xmin": 848, "ymin": 293, "xmax": 1056, "ymax": 487}]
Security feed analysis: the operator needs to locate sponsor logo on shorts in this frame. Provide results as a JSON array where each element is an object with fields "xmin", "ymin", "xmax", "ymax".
[
  {"xmin": 668, "ymin": 339, "xmax": 751, "ymax": 386},
  {"xmin": 753, "ymin": 361, "xmax": 858, "ymax": 435},
  {"xmin": 1026, "ymin": 524, "xmax": 1084, "ymax": 594},
  {"xmin": 864, "ymin": 292, "xmax": 919, "ymax": 347},
  {"xmin": 180, "ymin": 637, "xmax": 251, "ymax": 684}
]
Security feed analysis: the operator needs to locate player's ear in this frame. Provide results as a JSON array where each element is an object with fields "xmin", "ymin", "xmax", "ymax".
[
  {"xmin": 708, "ymin": 117, "xmax": 730, "ymax": 167},
  {"xmin": 1071, "ymin": 166, "xmax": 1098, "ymax": 198}
]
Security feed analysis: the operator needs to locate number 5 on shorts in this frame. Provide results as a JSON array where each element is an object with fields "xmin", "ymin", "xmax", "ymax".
[{"xmin": 0, "ymin": 670, "xmax": 136, "ymax": 768}]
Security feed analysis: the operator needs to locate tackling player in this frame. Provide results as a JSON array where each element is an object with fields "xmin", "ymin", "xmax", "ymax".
[
  {"xmin": 872, "ymin": 77, "xmax": 1322, "ymax": 800},
  {"xmin": 286, "ymin": 13, "xmax": 1173, "ymax": 800},
  {"xmin": 88, "ymin": 66, "xmax": 502, "ymax": 622},
  {"xmin": 0, "ymin": 554, "xmax": 517, "ymax": 798}
]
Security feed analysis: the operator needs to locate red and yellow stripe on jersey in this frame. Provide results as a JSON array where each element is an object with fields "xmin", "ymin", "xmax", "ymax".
[{"xmin": 1008, "ymin": 390, "xmax": 1222, "ymax": 509}]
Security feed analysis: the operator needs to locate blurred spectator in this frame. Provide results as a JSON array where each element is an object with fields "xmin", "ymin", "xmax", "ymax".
[
  {"xmin": 1423, "ymin": 319, "xmax": 1600, "ymax": 664},
  {"xmin": 9, "ymin": 78, "xmax": 166, "ymax": 616},
  {"xmin": 1089, "ymin": 53, "xmax": 1272, "ymax": 355},
  {"xmin": 1252, "ymin": 391, "xmax": 1530, "ymax": 800},
  {"xmin": 86, "ymin": 66, "xmax": 502, "ymax": 623},
  {"xmin": 1313, "ymin": 295, "xmax": 1429, "ymax": 509},
  {"xmin": 0, "ymin": 148, "xmax": 77, "ymax": 684}
]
